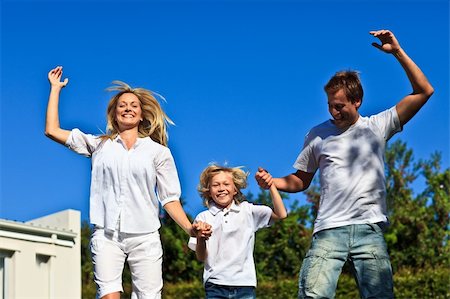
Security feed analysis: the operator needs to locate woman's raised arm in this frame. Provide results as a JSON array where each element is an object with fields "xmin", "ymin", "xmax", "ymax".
[{"xmin": 45, "ymin": 66, "xmax": 71, "ymax": 145}]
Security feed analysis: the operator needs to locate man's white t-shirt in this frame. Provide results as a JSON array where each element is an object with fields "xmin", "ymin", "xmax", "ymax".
[{"xmin": 294, "ymin": 106, "xmax": 402, "ymax": 234}]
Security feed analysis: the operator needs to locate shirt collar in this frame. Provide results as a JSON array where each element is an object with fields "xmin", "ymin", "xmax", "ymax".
[
  {"xmin": 114, "ymin": 135, "xmax": 145, "ymax": 148},
  {"xmin": 208, "ymin": 201, "xmax": 241, "ymax": 216}
]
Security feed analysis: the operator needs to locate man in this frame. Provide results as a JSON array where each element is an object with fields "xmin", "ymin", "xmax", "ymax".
[{"xmin": 255, "ymin": 29, "xmax": 433, "ymax": 298}]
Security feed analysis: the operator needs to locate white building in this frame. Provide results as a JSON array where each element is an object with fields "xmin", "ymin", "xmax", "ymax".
[{"xmin": 0, "ymin": 209, "xmax": 81, "ymax": 299}]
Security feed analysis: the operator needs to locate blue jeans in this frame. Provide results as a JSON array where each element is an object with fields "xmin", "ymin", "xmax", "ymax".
[
  {"xmin": 298, "ymin": 224, "xmax": 393, "ymax": 299},
  {"xmin": 205, "ymin": 282, "xmax": 256, "ymax": 299}
]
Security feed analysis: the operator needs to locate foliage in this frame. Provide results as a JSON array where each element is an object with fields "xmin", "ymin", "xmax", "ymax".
[
  {"xmin": 163, "ymin": 281, "xmax": 204, "ymax": 299},
  {"xmin": 256, "ymin": 279, "xmax": 298, "ymax": 298},
  {"xmin": 250, "ymin": 190, "xmax": 312, "ymax": 280},
  {"xmin": 385, "ymin": 140, "xmax": 449, "ymax": 269},
  {"xmin": 334, "ymin": 265, "xmax": 450, "ymax": 299},
  {"xmin": 162, "ymin": 265, "xmax": 450, "ymax": 299},
  {"xmin": 304, "ymin": 178, "xmax": 321, "ymax": 221},
  {"xmin": 159, "ymin": 202, "xmax": 204, "ymax": 283},
  {"xmin": 393, "ymin": 265, "xmax": 450, "ymax": 299},
  {"xmin": 80, "ymin": 221, "xmax": 96, "ymax": 299}
]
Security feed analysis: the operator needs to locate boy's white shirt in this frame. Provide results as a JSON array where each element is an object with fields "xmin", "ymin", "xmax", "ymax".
[{"xmin": 188, "ymin": 201, "xmax": 272, "ymax": 287}]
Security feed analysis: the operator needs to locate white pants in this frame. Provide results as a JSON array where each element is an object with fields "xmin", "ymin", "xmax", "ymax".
[{"xmin": 90, "ymin": 227, "xmax": 163, "ymax": 299}]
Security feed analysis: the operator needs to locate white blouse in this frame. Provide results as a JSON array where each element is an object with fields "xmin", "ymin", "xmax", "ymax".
[{"xmin": 66, "ymin": 128, "xmax": 181, "ymax": 233}]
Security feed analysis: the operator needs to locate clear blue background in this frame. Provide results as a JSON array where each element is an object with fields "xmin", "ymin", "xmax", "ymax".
[{"xmin": 1, "ymin": 0, "xmax": 448, "ymax": 223}]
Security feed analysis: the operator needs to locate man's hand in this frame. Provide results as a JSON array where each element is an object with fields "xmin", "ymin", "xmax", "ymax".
[
  {"xmin": 255, "ymin": 167, "xmax": 273, "ymax": 190},
  {"xmin": 370, "ymin": 29, "xmax": 401, "ymax": 54}
]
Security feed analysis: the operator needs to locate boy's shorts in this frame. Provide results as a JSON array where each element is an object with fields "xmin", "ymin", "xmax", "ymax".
[{"xmin": 90, "ymin": 227, "xmax": 163, "ymax": 299}]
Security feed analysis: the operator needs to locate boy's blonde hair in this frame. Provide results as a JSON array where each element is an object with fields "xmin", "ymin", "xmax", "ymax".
[
  {"xmin": 102, "ymin": 80, "xmax": 174, "ymax": 146},
  {"xmin": 198, "ymin": 164, "xmax": 248, "ymax": 207}
]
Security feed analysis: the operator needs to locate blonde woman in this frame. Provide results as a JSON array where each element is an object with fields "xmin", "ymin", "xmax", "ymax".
[
  {"xmin": 188, "ymin": 164, "xmax": 287, "ymax": 299},
  {"xmin": 45, "ymin": 66, "xmax": 210, "ymax": 299}
]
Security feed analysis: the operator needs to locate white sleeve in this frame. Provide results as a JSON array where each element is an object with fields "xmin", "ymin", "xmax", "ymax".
[
  {"xmin": 188, "ymin": 237, "xmax": 197, "ymax": 252},
  {"xmin": 65, "ymin": 128, "xmax": 101, "ymax": 157},
  {"xmin": 155, "ymin": 147, "xmax": 182, "ymax": 206},
  {"xmin": 187, "ymin": 213, "xmax": 204, "ymax": 251},
  {"xmin": 293, "ymin": 130, "xmax": 319, "ymax": 173},
  {"xmin": 369, "ymin": 106, "xmax": 402, "ymax": 141},
  {"xmin": 250, "ymin": 203, "xmax": 273, "ymax": 231}
]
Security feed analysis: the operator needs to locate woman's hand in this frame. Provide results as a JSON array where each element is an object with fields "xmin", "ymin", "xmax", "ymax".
[{"xmin": 48, "ymin": 66, "xmax": 69, "ymax": 88}]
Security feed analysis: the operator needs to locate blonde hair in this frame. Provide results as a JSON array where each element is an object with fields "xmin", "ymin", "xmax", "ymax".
[
  {"xmin": 198, "ymin": 164, "xmax": 248, "ymax": 207},
  {"xmin": 102, "ymin": 80, "xmax": 174, "ymax": 146}
]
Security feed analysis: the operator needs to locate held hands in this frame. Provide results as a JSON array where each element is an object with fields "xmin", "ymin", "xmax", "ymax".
[
  {"xmin": 370, "ymin": 29, "xmax": 401, "ymax": 54},
  {"xmin": 192, "ymin": 221, "xmax": 212, "ymax": 240},
  {"xmin": 255, "ymin": 167, "xmax": 273, "ymax": 190},
  {"xmin": 48, "ymin": 66, "xmax": 69, "ymax": 88}
]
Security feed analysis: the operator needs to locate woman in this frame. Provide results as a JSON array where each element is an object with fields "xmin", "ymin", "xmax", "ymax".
[{"xmin": 45, "ymin": 66, "xmax": 209, "ymax": 299}]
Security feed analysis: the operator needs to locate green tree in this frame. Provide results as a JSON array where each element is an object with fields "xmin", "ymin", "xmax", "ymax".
[
  {"xmin": 385, "ymin": 140, "xmax": 450, "ymax": 269},
  {"xmin": 304, "ymin": 177, "xmax": 321, "ymax": 221},
  {"xmin": 418, "ymin": 152, "xmax": 450, "ymax": 266},
  {"xmin": 252, "ymin": 190, "xmax": 312, "ymax": 280},
  {"xmin": 80, "ymin": 221, "xmax": 96, "ymax": 298},
  {"xmin": 159, "ymin": 202, "xmax": 204, "ymax": 283}
]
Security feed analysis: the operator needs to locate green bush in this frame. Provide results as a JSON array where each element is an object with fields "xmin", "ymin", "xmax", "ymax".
[
  {"xmin": 393, "ymin": 266, "xmax": 450, "ymax": 299},
  {"xmin": 257, "ymin": 279, "xmax": 297, "ymax": 298},
  {"xmin": 163, "ymin": 281, "xmax": 204, "ymax": 299},
  {"xmin": 161, "ymin": 264, "xmax": 450, "ymax": 299},
  {"xmin": 335, "ymin": 273, "xmax": 360, "ymax": 299}
]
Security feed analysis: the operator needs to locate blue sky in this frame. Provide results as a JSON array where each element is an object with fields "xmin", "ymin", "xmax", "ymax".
[{"xmin": 1, "ymin": 0, "xmax": 448, "ymax": 223}]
